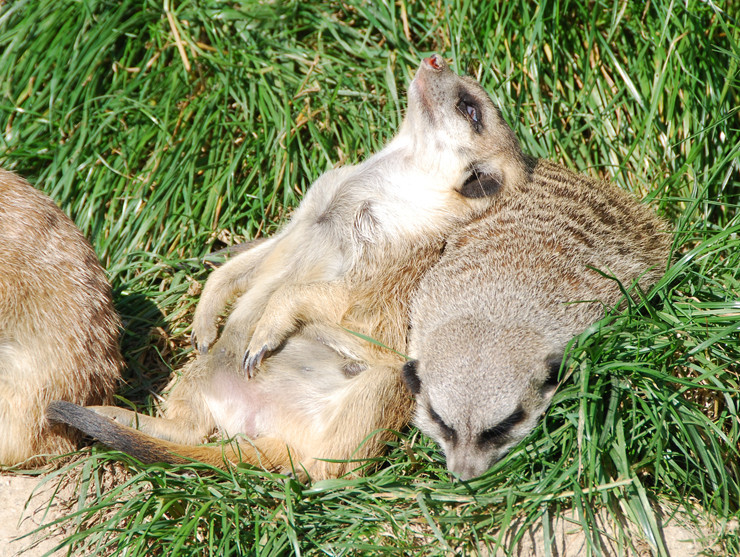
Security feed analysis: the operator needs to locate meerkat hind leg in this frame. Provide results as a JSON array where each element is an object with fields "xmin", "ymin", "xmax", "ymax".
[
  {"xmin": 88, "ymin": 367, "xmax": 216, "ymax": 446},
  {"xmin": 47, "ymin": 401, "xmax": 298, "ymax": 475},
  {"xmin": 298, "ymin": 361, "xmax": 412, "ymax": 480},
  {"xmin": 87, "ymin": 406, "xmax": 212, "ymax": 446}
]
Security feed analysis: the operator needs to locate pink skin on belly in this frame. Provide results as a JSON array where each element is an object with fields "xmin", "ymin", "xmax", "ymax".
[{"xmin": 202, "ymin": 370, "xmax": 276, "ymax": 439}]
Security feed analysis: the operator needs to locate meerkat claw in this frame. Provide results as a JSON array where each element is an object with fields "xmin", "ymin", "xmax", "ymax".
[
  {"xmin": 191, "ymin": 331, "xmax": 210, "ymax": 354},
  {"xmin": 243, "ymin": 346, "xmax": 268, "ymax": 377}
]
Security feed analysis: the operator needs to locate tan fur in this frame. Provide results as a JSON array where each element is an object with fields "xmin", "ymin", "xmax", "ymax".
[
  {"xmin": 0, "ymin": 169, "xmax": 122, "ymax": 467},
  {"xmin": 404, "ymin": 158, "xmax": 672, "ymax": 480},
  {"xmin": 48, "ymin": 54, "xmax": 526, "ymax": 480}
]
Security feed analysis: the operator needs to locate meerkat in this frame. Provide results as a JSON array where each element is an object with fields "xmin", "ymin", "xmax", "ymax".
[
  {"xmin": 190, "ymin": 52, "xmax": 527, "ymax": 376},
  {"xmin": 0, "ymin": 169, "xmax": 122, "ymax": 467},
  {"xmin": 47, "ymin": 54, "xmax": 527, "ymax": 480},
  {"xmin": 403, "ymin": 158, "xmax": 672, "ymax": 481}
]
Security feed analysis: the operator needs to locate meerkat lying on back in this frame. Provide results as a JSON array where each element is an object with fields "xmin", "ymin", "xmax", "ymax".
[
  {"xmin": 403, "ymin": 158, "xmax": 671, "ymax": 480},
  {"xmin": 0, "ymin": 169, "xmax": 122, "ymax": 467},
  {"xmin": 190, "ymin": 53, "xmax": 526, "ymax": 375},
  {"xmin": 48, "ymin": 54, "xmax": 524, "ymax": 479}
]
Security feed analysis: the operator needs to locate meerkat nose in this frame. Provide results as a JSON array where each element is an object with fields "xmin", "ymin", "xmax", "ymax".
[{"xmin": 423, "ymin": 53, "xmax": 445, "ymax": 71}]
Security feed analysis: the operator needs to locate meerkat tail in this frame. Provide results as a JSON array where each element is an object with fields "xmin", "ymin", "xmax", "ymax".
[{"xmin": 45, "ymin": 401, "xmax": 292, "ymax": 472}]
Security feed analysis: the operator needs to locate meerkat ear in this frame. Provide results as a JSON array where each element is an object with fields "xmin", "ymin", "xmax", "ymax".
[
  {"xmin": 402, "ymin": 360, "xmax": 422, "ymax": 395},
  {"xmin": 459, "ymin": 167, "xmax": 503, "ymax": 198},
  {"xmin": 541, "ymin": 352, "xmax": 565, "ymax": 399}
]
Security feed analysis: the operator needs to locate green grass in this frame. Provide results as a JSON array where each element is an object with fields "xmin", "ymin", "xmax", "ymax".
[{"xmin": 1, "ymin": 0, "xmax": 739, "ymax": 555}]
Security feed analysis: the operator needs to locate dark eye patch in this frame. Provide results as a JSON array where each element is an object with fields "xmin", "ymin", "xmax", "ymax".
[
  {"xmin": 477, "ymin": 405, "xmax": 526, "ymax": 449},
  {"xmin": 429, "ymin": 406, "xmax": 457, "ymax": 444}
]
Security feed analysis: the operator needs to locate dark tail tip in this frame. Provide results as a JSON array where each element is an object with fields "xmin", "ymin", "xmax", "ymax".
[
  {"xmin": 47, "ymin": 400, "xmax": 111, "ymax": 439},
  {"xmin": 47, "ymin": 400, "xmax": 90, "ymax": 428}
]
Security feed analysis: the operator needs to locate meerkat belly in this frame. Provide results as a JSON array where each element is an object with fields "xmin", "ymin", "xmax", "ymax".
[
  {"xmin": 202, "ymin": 370, "xmax": 273, "ymax": 439},
  {"xmin": 203, "ymin": 333, "xmax": 359, "ymax": 440}
]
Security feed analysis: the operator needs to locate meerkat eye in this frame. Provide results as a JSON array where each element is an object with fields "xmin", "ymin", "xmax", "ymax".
[
  {"xmin": 456, "ymin": 99, "xmax": 478, "ymax": 121},
  {"xmin": 456, "ymin": 93, "xmax": 482, "ymax": 132}
]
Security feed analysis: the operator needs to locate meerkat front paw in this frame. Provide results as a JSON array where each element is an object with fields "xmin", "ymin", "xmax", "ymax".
[
  {"xmin": 241, "ymin": 309, "xmax": 297, "ymax": 377},
  {"xmin": 242, "ymin": 328, "xmax": 282, "ymax": 378},
  {"xmin": 191, "ymin": 308, "xmax": 218, "ymax": 354},
  {"xmin": 242, "ymin": 345, "xmax": 269, "ymax": 378}
]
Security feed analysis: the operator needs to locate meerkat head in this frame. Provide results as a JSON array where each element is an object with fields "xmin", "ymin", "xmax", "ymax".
[
  {"xmin": 399, "ymin": 53, "xmax": 527, "ymax": 195},
  {"xmin": 403, "ymin": 319, "xmax": 562, "ymax": 481}
]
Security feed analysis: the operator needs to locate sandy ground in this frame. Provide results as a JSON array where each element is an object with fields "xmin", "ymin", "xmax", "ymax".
[
  {"xmin": 1, "ymin": 469, "xmax": 736, "ymax": 556},
  {"xmin": 494, "ymin": 505, "xmax": 735, "ymax": 556},
  {"xmin": 1, "ymin": 473, "xmax": 65, "ymax": 557}
]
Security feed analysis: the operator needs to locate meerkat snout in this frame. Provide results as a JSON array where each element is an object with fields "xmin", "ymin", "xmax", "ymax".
[{"xmin": 423, "ymin": 53, "xmax": 445, "ymax": 72}]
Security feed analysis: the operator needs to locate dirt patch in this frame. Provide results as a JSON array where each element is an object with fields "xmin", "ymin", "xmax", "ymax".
[
  {"xmin": 0, "ymin": 472, "xmax": 66, "ymax": 557},
  {"xmin": 492, "ymin": 503, "xmax": 736, "ymax": 556}
]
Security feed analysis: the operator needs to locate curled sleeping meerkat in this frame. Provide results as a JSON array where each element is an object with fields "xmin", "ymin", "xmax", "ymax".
[
  {"xmin": 403, "ymin": 158, "xmax": 672, "ymax": 480},
  {"xmin": 0, "ymin": 169, "xmax": 122, "ymax": 467},
  {"xmin": 48, "ymin": 54, "xmax": 524, "ymax": 479}
]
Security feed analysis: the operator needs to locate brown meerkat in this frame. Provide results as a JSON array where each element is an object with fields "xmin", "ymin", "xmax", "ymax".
[
  {"xmin": 47, "ymin": 54, "xmax": 526, "ymax": 480},
  {"xmin": 403, "ymin": 158, "xmax": 672, "ymax": 480},
  {"xmin": 0, "ymin": 169, "xmax": 122, "ymax": 467}
]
